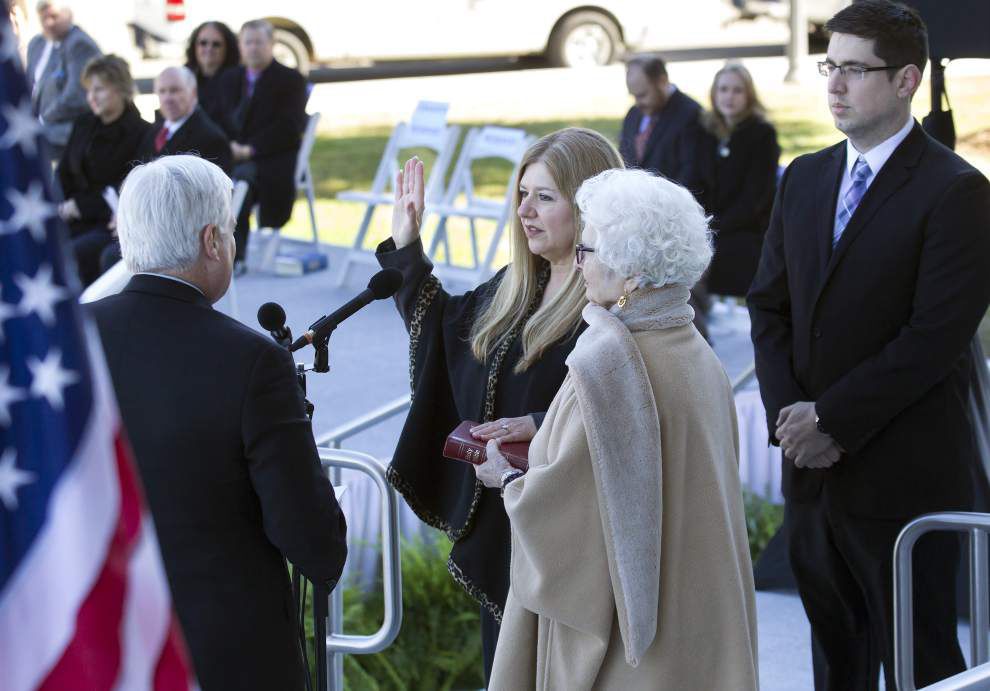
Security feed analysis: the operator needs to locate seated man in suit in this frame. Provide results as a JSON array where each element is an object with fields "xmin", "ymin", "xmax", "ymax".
[
  {"xmin": 141, "ymin": 66, "xmax": 231, "ymax": 173},
  {"xmin": 89, "ymin": 155, "xmax": 347, "ymax": 691},
  {"xmin": 619, "ymin": 55, "xmax": 701, "ymax": 183},
  {"xmin": 218, "ymin": 19, "xmax": 308, "ymax": 273},
  {"xmin": 98, "ymin": 65, "xmax": 233, "ymax": 272},
  {"xmin": 25, "ymin": 0, "xmax": 101, "ymax": 161}
]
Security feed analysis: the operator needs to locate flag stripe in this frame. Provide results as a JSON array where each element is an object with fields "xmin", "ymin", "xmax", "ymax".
[
  {"xmin": 154, "ymin": 616, "xmax": 197, "ymax": 691},
  {"xmin": 0, "ymin": 330, "xmax": 120, "ymax": 691}
]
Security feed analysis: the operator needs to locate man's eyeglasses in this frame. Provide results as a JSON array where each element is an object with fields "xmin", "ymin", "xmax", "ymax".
[
  {"xmin": 575, "ymin": 243, "xmax": 595, "ymax": 266},
  {"xmin": 197, "ymin": 39, "xmax": 224, "ymax": 49},
  {"xmin": 817, "ymin": 61, "xmax": 907, "ymax": 80}
]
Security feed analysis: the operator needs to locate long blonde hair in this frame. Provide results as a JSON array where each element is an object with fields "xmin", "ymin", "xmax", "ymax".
[
  {"xmin": 701, "ymin": 62, "xmax": 767, "ymax": 139},
  {"xmin": 470, "ymin": 128, "xmax": 624, "ymax": 372}
]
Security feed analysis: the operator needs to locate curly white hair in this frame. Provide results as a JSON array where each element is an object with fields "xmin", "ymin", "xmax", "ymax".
[{"xmin": 576, "ymin": 168, "xmax": 713, "ymax": 288}]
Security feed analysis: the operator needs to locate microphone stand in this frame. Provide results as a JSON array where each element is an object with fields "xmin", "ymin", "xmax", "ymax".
[{"xmin": 269, "ymin": 326, "xmax": 334, "ymax": 691}]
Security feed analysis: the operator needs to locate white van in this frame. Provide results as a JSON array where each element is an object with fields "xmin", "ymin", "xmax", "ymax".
[{"xmin": 131, "ymin": 0, "xmax": 653, "ymax": 73}]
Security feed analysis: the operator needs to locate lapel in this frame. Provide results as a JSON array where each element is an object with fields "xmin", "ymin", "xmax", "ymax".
[
  {"xmin": 641, "ymin": 93, "xmax": 681, "ymax": 163},
  {"xmin": 813, "ymin": 143, "xmax": 845, "ymax": 280},
  {"xmin": 165, "ymin": 110, "xmax": 197, "ymax": 153},
  {"xmin": 815, "ymin": 123, "xmax": 927, "ymax": 301}
]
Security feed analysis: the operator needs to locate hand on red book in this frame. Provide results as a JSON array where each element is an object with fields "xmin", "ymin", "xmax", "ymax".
[
  {"xmin": 475, "ymin": 439, "xmax": 513, "ymax": 488},
  {"xmin": 470, "ymin": 416, "xmax": 537, "ymax": 443}
]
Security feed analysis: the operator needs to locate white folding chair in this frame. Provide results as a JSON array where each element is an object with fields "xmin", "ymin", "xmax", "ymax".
[
  {"xmin": 426, "ymin": 125, "xmax": 534, "ymax": 284},
  {"xmin": 335, "ymin": 101, "xmax": 460, "ymax": 286},
  {"xmin": 250, "ymin": 112, "xmax": 323, "ymax": 273}
]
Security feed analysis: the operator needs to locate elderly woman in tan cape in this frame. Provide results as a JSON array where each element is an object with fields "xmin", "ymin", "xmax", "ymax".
[{"xmin": 474, "ymin": 168, "xmax": 759, "ymax": 690}]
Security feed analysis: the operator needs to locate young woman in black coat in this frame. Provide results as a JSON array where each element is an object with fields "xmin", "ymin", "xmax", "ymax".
[
  {"xmin": 184, "ymin": 21, "xmax": 240, "ymax": 127},
  {"xmin": 690, "ymin": 62, "xmax": 780, "ymax": 297},
  {"xmin": 57, "ymin": 55, "xmax": 150, "ymax": 286}
]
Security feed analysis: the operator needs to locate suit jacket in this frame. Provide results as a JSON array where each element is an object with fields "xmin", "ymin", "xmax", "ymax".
[
  {"xmin": 138, "ymin": 106, "xmax": 232, "ymax": 173},
  {"xmin": 90, "ymin": 275, "xmax": 347, "ymax": 691},
  {"xmin": 26, "ymin": 26, "xmax": 101, "ymax": 148},
  {"xmin": 748, "ymin": 122, "xmax": 990, "ymax": 518},
  {"xmin": 217, "ymin": 60, "xmax": 308, "ymax": 227},
  {"xmin": 618, "ymin": 89, "xmax": 701, "ymax": 183},
  {"xmin": 688, "ymin": 117, "xmax": 780, "ymax": 296},
  {"xmin": 56, "ymin": 103, "xmax": 150, "ymax": 236}
]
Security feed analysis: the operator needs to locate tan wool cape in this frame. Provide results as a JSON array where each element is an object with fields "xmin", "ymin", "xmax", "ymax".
[{"xmin": 490, "ymin": 285, "xmax": 759, "ymax": 690}]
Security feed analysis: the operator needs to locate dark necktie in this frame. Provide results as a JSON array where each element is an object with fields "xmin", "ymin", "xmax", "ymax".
[{"xmin": 154, "ymin": 126, "xmax": 168, "ymax": 153}]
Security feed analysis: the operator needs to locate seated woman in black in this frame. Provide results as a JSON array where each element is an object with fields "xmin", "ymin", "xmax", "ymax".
[
  {"xmin": 377, "ymin": 128, "xmax": 623, "ymax": 682},
  {"xmin": 57, "ymin": 54, "xmax": 149, "ymax": 286},
  {"xmin": 691, "ymin": 62, "xmax": 780, "ymax": 298},
  {"xmin": 184, "ymin": 21, "xmax": 240, "ymax": 127}
]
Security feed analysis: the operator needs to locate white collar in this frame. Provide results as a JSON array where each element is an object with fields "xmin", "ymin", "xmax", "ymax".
[
  {"xmin": 137, "ymin": 272, "xmax": 205, "ymax": 296},
  {"xmin": 163, "ymin": 111, "xmax": 193, "ymax": 135},
  {"xmin": 845, "ymin": 115, "xmax": 914, "ymax": 178}
]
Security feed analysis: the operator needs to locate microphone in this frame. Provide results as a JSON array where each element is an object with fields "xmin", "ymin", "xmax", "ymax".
[
  {"xmin": 289, "ymin": 268, "xmax": 403, "ymax": 352},
  {"xmin": 258, "ymin": 302, "xmax": 293, "ymax": 348}
]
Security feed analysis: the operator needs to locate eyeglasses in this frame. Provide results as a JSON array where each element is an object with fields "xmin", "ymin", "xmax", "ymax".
[
  {"xmin": 197, "ymin": 39, "xmax": 224, "ymax": 49},
  {"xmin": 575, "ymin": 243, "xmax": 595, "ymax": 266},
  {"xmin": 817, "ymin": 61, "xmax": 907, "ymax": 80}
]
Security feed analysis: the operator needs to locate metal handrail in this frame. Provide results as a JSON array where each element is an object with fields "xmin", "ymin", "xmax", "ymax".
[
  {"xmin": 731, "ymin": 362, "xmax": 757, "ymax": 393},
  {"xmin": 315, "ymin": 395, "xmax": 411, "ymax": 449},
  {"xmin": 317, "ymin": 448, "xmax": 403, "ymax": 691},
  {"xmin": 894, "ymin": 512, "xmax": 990, "ymax": 691}
]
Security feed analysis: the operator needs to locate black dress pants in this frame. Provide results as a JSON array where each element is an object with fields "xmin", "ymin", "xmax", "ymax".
[
  {"xmin": 231, "ymin": 161, "xmax": 259, "ymax": 263},
  {"xmin": 480, "ymin": 605, "xmax": 500, "ymax": 684},
  {"xmin": 787, "ymin": 490, "xmax": 966, "ymax": 690}
]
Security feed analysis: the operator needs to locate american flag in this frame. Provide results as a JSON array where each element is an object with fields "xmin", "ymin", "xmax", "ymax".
[{"xmin": 0, "ymin": 9, "xmax": 196, "ymax": 691}]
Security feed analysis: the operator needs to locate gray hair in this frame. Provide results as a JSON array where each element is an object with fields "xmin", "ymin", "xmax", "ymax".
[
  {"xmin": 117, "ymin": 155, "xmax": 232, "ymax": 273},
  {"xmin": 576, "ymin": 168, "xmax": 713, "ymax": 288},
  {"xmin": 240, "ymin": 19, "xmax": 274, "ymax": 39},
  {"xmin": 156, "ymin": 65, "xmax": 197, "ymax": 91}
]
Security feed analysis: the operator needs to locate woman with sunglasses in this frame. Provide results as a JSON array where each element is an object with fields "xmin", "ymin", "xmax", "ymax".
[
  {"xmin": 476, "ymin": 168, "xmax": 758, "ymax": 690},
  {"xmin": 379, "ymin": 128, "xmax": 623, "ymax": 682},
  {"xmin": 184, "ymin": 21, "xmax": 240, "ymax": 127}
]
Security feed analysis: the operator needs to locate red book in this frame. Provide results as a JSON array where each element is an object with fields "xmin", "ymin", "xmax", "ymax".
[{"xmin": 443, "ymin": 420, "xmax": 529, "ymax": 472}]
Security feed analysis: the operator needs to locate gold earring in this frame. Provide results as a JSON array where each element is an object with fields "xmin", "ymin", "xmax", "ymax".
[{"xmin": 616, "ymin": 292, "xmax": 628, "ymax": 309}]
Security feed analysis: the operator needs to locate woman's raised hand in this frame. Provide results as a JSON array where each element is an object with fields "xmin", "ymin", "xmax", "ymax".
[{"xmin": 391, "ymin": 156, "xmax": 425, "ymax": 249}]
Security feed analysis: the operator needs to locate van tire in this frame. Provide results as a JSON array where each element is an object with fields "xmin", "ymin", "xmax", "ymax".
[
  {"xmin": 273, "ymin": 28, "xmax": 311, "ymax": 75},
  {"xmin": 546, "ymin": 11, "xmax": 622, "ymax": 68}
]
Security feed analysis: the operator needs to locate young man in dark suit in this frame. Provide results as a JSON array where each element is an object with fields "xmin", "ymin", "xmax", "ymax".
[
  {"xmin": 217, "ymin": 19, "xmax": 308, "ymax": 271},
  {"xmin": 618, "ymin": 55, "xmax": 700, "ymax": 183},
  {"xmin": 89, "ymin": 155, "xmax": 347, "ymax": 691},
  {"xmin": 139, "ymin": 66, "xmax": 231, "ymax": 173},
  {"xmin": 748, "ymin": 1, "xmax": 990, "ymax": 688}
]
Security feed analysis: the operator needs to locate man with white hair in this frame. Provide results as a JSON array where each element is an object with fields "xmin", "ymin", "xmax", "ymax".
[
  {"xmin": 138, "ymin": 66, "xmax": 231, "ymax": 173},
  {"xmin": 25, "ymin": 0, "xmax": 101, "ymax": 158},
  {"xmin": 88, "ymin": 155, "xmax": 347, "ymax": 691}
]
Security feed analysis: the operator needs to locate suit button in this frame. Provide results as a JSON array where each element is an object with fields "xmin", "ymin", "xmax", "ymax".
[{"xmin": 813, "ymin": 329, "xmax": 822, "ymax": 339}]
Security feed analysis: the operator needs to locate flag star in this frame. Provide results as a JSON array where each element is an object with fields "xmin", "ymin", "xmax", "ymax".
[
  {"xmin": 14, "ymin": 264, "xmax": 68, "ymax": 326},
  {"xmin": 0, "ymin": 365, "xmax": 25, "ymax": 427},
  {"xmin": 3, "ymin": 181, "xmax": 54, "ymax": 242},
  {"xmin": 27, "ymin": 348, "xmax": 78, "ymax": 410},
  {"xmin": 0, "ymin": 99, "xmax": 42, "ymax": 157},
  {"xmin": 0, "ymin": 448, "xmax": 35, "ymax": 511}
]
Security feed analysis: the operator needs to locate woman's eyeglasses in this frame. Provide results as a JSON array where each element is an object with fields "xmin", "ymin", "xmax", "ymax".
[
  {"xmin": 575, "ymin": 244, "xmax": 595, "ymax": 266},
  {"xmin": 197, "ymin": 39, "xmax": 224, "ymax": 49}
]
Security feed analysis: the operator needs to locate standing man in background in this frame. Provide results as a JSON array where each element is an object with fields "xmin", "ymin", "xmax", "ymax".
[
  {"xmin": 619, "ymin": 54, "xmax": 700, "ymax": 183},
  {"xmin": 217, "ymin": 19, "xmax": 307, "ymax": 274},
  {"xmin": 25, "ymin": 0, "xmax": 100, "ymax": 160},
  {"xmin": 748, "ymin": 1, "xmax": 990, "ymax": 687}
]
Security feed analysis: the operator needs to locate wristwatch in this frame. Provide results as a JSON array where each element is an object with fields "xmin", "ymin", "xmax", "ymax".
[
  {"xmin": 500, "ymin": 469, "xmax": 524, "ymax": 495},
  {"xmin": 815, "ymin": 412, "xmax": 826, "ymax": 434}
]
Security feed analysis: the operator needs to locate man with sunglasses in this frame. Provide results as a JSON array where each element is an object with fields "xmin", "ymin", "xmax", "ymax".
[{"xmin": 748, "ymin": 1, "xmax": 990, "ymax": 688}]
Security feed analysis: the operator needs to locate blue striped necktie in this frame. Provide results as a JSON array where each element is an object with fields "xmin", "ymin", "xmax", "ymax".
[{"xmin": 833, "ymin": 156, "xmax": 871, "ymax": 246}]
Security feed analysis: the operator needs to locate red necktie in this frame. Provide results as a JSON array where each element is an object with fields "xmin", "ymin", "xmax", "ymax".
[{"xmin": 154, "ymin": 126, "xmax": 168, "ymax": 153}]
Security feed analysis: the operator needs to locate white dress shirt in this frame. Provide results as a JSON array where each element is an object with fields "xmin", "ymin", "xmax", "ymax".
[{"xmin": 834, "ymin": 115, "xmax": 914, "ymax": 221}]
